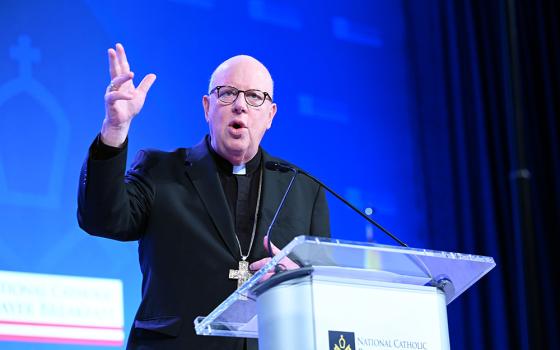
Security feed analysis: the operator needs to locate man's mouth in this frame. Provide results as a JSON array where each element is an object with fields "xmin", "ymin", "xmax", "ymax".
[{"xmin": 229, "ymin": 120, "xmax": 247, "ymax": 129}]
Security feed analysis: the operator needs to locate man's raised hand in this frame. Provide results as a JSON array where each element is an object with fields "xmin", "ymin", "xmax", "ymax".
[{"xmin": 101, "ymin": 43, "xmax": 156, "ymax": 147}]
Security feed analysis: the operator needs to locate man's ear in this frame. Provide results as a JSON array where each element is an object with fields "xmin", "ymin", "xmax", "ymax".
[
  {"xmin": 266, "ymin": 103, "xmax": 277, "ymax": 129},
  {"xmin": 202, "ymin": 95, "xmax": 210, "ymax": 122}
]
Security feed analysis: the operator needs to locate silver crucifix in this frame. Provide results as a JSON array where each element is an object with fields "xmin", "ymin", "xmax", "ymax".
[{"xmin": 229, "ymin": 260, "xmax": 253, "ymax": 299}]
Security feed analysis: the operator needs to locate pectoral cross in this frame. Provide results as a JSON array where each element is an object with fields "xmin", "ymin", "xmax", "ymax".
[{"xmin": 229, "ymin": 260, "xmax": 252, "ymax": 289}]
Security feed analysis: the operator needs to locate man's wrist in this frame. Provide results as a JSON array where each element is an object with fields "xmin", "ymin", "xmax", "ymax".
[{"xmin": 100, "ymin": 119, "xmax": 130, "ymax": 147}]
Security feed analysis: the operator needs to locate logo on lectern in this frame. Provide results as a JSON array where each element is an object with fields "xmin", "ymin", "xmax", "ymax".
[{"xmin": 329, "ymin": 331, "xmax": 355, "ymax": 350}]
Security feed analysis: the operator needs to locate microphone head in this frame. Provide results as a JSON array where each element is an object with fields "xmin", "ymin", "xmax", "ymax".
[{"xmin": 265, "ymin": 161, "xmax": 294, "ymax": 173}]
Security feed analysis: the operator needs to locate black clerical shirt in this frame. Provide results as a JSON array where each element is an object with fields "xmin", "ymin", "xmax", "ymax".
[{"xmin": 207, "ymin": 137, "xmax": 262, "ymax": 256}]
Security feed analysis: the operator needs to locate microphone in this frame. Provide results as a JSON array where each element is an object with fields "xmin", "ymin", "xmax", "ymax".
[
  {"xmin": 265, "ymin": 161, "xmax": 293, "ymax": 173},
  {"xmin": 265, "ymin": 161, "xmax": 408, "ymax": 247},
  {"xmin": 264, "ymin": 161, "xmax": 299, "ymax": 271}
]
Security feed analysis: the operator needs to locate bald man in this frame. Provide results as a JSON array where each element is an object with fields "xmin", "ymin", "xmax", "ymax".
[{"xmin": 78, "ymin": 43, "xmax": 330, "ymax": 349}]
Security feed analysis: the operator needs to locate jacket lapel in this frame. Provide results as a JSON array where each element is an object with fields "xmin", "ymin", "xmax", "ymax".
[{"xmin": 183, "ymin": 139, "xmax": 239, "ymax": 259}]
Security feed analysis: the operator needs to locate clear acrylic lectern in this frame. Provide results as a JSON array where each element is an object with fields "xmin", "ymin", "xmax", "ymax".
[{"xmin": 194, "ymin": 236, "xmax": 495, "ymax": 350}]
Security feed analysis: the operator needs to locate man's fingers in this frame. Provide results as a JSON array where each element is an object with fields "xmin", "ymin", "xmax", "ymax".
[
  {"xmin": 105, "ymin": 91, "xmax": 135, "ymax": 104},
  {"xmin": 108, "ymin": 44, "xmax": 154, "ymax": 99},
  {"xmin": 249, "ymin": 258, "xmax": 271, "ymax": 272},
  {"xmin": 108, "ymin": 48, "xmax": 121, "ymax": 79},
  {"xmin": 106, "ymin": 72, "xmax": 134, "ymax": 93},
  {"xmin": 115, "ymin": 43, "xmax": 131, "ymax": 74},
  {"xmin": 260, "ymin": 272, "xmax": 274, "ymax": 282},
  {"xmin": 263, "ymin": 236, "xmax": 281, "ymax": 255},
  {"xmin": 137, "ymin": 74, "xmax": 157, "ymax": 95},
  {"xmin": 280, "ymin": 257, "xmax": 300, "ymax": 270}
]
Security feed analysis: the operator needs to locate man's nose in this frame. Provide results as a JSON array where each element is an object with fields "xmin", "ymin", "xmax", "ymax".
[{"xmin": 231, "ymin": 91, "xmax": 248, "ymax": 114}]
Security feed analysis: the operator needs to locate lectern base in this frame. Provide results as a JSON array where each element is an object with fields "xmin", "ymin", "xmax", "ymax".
[{"xmin": 256, "ymin": 268, "xmax": 450, "ymax": 350}]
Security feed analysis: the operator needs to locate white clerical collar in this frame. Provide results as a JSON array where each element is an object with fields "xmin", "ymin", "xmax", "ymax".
[{"xmin": 232, "ymin": 164, "xmax": 247, "ymax": 175}]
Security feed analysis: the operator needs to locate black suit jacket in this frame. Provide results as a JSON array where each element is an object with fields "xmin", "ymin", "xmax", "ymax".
[{"xmin": 77, "ymin": 137, "xmax": 330, "ymax": 349}]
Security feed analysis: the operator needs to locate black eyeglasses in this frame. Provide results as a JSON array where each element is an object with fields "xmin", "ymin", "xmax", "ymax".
[{"xmin": 209, "ymin": 85, "xmax": 273, "ymax": 107}]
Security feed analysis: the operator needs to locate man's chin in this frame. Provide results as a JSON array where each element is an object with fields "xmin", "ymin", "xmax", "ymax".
[
  {"xmin": 223, "ymin": 143, "xmax": 258, "ymax": 163},
  {"xmin": 225, "ymin": 140, "xmax": 248, "ymax": 152}
]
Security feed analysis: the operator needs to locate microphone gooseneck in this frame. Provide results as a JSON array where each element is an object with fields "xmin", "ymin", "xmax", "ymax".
[
  {"xmin": 264, "ymin": 161, "xmax": 408, "ymax": 247},
  {"xmin": 264, "ymin": 161, "xmax": 299, "ymax": 271}
]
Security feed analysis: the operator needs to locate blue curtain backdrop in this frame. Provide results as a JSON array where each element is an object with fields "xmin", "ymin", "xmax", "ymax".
[
  {"xmin": 406, "ymin": 0, "xmax": 559, "ymax": 348},
  {"xmin": 0, "ymin": 0, "xmax": 558, "ymax": 349}
]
